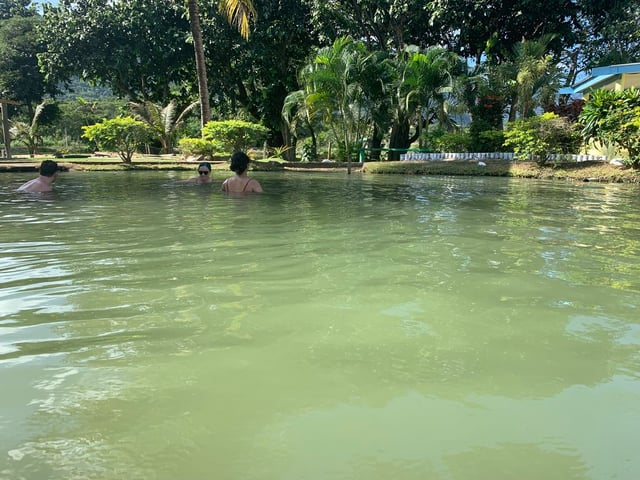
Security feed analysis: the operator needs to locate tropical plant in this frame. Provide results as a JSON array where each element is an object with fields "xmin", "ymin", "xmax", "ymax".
[
  {"xmin": 387, "ymin": 46, "xmax": 460, "ymax": 159},
  {"xmin": 405, "ymin": 46, "xmax": 461, "ymax": 147},
  {"xmin": 270, "ymin": 145, "xmax": 293, "ymax": 160},
  {"xmin": 82, "ymin": 116, "xmax": 152, "ymax": 163},
  {"xmin": 299, "ymin": 138, "xmax": 318, "ymax": 162},
  {"xmin": 9, "ymin": 101, "xmax": 48, "ymax": 157},
  {"xmin": 282, "ymin": 89, "xmax": 321, "ymax": 161},
  {"xmin": 426, "ymin": 128, "xmax": 471, "ymax": 152},
  {"xmin": 499, "ymin": 35, "xmax": 562, "ymax": 120},
  {"xmin": 294, "ymin": 37, "xmax": 382, "ymax": 164},
  {"xmin": 129, "ymin": 100, "xmax": 199, "ymax": 154},
  {"xmin": 578, "ymin": 88, "xmax": 640, "ymax": 167}
]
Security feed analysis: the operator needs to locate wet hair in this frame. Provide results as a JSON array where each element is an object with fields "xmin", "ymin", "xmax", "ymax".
[
  {"xmin": 197, "ymin": 162, "xmax": 211, "ymax": 171},
  {"xmin": 229, "ymin": 151, "xmax": 251, "ymax": 174},
  {"xmin": 39, "ymin": 160, "xmax": 59, "ymax": 177}
]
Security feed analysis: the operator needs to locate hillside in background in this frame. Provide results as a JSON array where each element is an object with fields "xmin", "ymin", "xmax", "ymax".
[{"xmin": 56, "ymin": 78, "xmax": 116, "ymax": 101}]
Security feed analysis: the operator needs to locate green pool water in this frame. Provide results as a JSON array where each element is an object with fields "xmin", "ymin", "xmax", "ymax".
[{"xmin": 1, "ymin": 170, "xmax": 639, "ymax": 479}]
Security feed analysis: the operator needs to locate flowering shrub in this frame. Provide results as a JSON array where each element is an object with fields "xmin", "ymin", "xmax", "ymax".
[{"xmin": 470, "ymin": 95, "xmax": 504, "ymax": 130}]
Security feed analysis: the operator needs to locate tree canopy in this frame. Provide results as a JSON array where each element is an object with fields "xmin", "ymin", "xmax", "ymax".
[{"xmin": 2, "ymin": 0, "xmax": 639, "ymax": 154}]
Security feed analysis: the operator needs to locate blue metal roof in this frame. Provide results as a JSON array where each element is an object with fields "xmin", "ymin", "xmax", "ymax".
[
  {"xmin": 559, "ymin": 74, "xmax": 619, "ymax": 95},
  {"xmin": 560, "ymin": 63, "xmax": 640, "ymax": 95},
  {"xmin": 591, "ymin": 63, "xmax": 640, "ymax": 76}
]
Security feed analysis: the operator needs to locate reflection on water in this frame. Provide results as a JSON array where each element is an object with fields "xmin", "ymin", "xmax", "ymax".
[{"xmin": 1, "ymin": 171, "xmax": 639, "ymax": 479}]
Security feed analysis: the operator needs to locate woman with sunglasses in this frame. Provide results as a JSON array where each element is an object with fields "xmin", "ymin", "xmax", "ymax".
[
  {"xmin": 177, "ymin": 162, "xmax": 213, "ymax": 184},
  {"xmin": 221, "ymin": 151, "xmax": 263, "ymax": 193}
]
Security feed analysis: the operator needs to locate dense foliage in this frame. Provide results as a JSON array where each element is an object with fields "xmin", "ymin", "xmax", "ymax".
[
  {"xmin": 578, "ymin": 88, "xmax": 640, "ymax": 167},
  {"xmin": 1, "ymin": 0, "xmax": 639, "ymax": 162}
]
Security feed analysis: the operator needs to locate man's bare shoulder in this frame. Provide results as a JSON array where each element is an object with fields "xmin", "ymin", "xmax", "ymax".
[{"xmin": 17, "ymin": 178, "xmax": 51, "ymax": 193}]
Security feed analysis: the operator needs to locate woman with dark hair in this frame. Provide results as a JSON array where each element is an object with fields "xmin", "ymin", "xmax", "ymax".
[
  {"xmin": 221, "ymin": 151, "xmax": 263, "ymax": 193},
  {"xmin": 178, "ymin": 162, "xmax": 213, "ymax": 184}
]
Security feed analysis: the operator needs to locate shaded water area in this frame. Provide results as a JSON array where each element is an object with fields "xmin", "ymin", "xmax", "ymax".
[{"xmin": 1, "ymin": 170, "xmax": 640, "ymax": 480}]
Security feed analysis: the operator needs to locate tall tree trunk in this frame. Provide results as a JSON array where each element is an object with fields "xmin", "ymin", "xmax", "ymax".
[
  {"xmin": 369, "ymin": 124, "xmax": 384, "ymax": 161},
  {"xmin": 187, "ymin": 0, "xmax": 211, "ymax": 131},
  {"xmin": 388, "ymin": 117, "xmax": 411, "ymax": 161}
]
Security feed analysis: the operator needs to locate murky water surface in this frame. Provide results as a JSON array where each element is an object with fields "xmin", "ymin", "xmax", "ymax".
[{"xmin": 1, "ymin": 170, "xmax": 639, "ymax": 479}]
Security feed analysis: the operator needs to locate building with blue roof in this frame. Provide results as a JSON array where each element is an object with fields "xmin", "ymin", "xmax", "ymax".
[{"xmin": 560, "ymin": 63, "xmax": 640, "ymax": 98}]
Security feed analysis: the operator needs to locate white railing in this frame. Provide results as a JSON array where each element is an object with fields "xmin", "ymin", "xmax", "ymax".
[{"xmin": 399, "ymin": 152, "xmax": 608, "ymax": 162}]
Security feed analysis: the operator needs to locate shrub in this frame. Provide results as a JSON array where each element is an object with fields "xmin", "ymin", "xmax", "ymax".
[
  {"xmin": 504, "ymin": 113, "xmax": 580, "ymax": 165},
  {"xmin": 82, "ymin": 116, "xmax": 152, "ymax": 163},
  {"xmin": 472, "ymin": 129, "xmax": 506, "ymax": 152},
  {"xmin": 578, "ymin": 88, "xmax": 640, "ymax": 167},
  {"xmin": 300, "ymin": 139, "xmax": 318, "ymax": 162},
  {"xmin": 470, "ymin": 95, "xmax": 504, "ymax": 130},
  {"xmin": 427, "ymin": 130, "xmax": 471, "ymax": 152},
  {"xmin": 201, "ymin": 120, "xmax": 269, "ymax": 153},
  {"xmin": 178, "ymin": 137, "xmax": 222, "ymax": 158}
]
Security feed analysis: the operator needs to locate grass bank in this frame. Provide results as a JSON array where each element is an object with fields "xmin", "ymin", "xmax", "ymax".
[
  {"xmin": 4, "ymin": 156, "xmax": 640, "ymax": 183},
  {"xmin": 361, "ymin": 160, "xmax": 640, "ymax": 183}
]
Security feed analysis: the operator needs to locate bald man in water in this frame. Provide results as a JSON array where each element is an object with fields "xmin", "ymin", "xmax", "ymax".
[{"xmin": 17, "ymin": 160, "xmax": 59, "ymax": 193}]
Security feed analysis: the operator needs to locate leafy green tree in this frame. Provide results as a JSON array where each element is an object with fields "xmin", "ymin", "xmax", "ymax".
[
  {"xmin": 309, "ymin": 0, "xmax": 437, "ymax": 51},
  {"xmin": 563, "ymin": 0, "xmax": 640, "ymax": 82},
  {"xmin": 578, "ymin": 88, "xmax": 640, "ymax": 167},
  {"xmin": 0, "ymin": 15, "xmax": 54, "ymax": 117},
  {"xmin": 38, "ymin": 0, "xmax": 193, "ymax": 102},
  {"xmin": 428, "ymin": 0, "xmax": 573, "ymax": 64},
  {"xmin": 505, "ymin": 35, "xmax": 562, "ymax": 119},
  {"xmin": 282, "ymin": 89, "xmax": 321, "ymax": 161},
  {"xmin": 41, "ymin": 98, "xmax": 126, "ymax": 146},
  {"xmin": 468, "ymin": 103, "xmax": 506, "ymax": 152},
  {"xmin": 82, "ymin": 116, "xmax": 152, "ymax": 163},
  {"xmin": 0, "ymin": 0, "xmax": 34, "ymax": 20},
  {"xmin": 405, "ymin": 46, "xmax": 461, "ymax": 148},
  {"xmin": 129, "ymin": 99, "xmax": 199, "ymax": 154},
  {"xmin": 201, "ymin": 119, "xmax": 268, "ymax": 152},
  {"xmin": 284, "ymin": 40, "xmax": 389, "ymax": 161}
]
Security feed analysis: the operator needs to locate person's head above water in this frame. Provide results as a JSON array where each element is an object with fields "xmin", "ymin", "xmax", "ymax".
[
  {"xmin": 40, "ymin": 160, "xmax": 59, "ymax": 177},
  {"xmin": 221, "ymin": 151, "xmax": 263, "ymax": 193},
  {"xmin": 229, "ymin": 151, "xmax": 251, "ymax": 174},
  {"xmin": 197, "ymin": 162, "xmax": 211, "ymax": 176},
  {"xmin": 17, "ymin": 160, "xmax": 59, "ymax": 192}
]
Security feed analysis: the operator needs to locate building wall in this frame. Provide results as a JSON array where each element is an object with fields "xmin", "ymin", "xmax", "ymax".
[{"xmin": 582, "ymin": 73, "xmax": 640, "ymax": 159}]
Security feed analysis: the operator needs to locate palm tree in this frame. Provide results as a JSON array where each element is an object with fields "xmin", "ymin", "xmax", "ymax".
[
  {"xmin": 129, "ymin": 99, "xmax": 199, "ymax": 153},
  {"xmin": 282, "ymin": 89, "xmax": 321, "ymax": 161},
  {"xmin": 387, "ymin": 46, "xmax": 460, "ymax": 159},
  {"xmin": 187, "ymin": 0, "xmax": 256, "ymax": 130},
  {"xmin": 10, "ymin": 101, "xmax": 47, "ymax": 157},
  {"xmin": 407, "ymin": 47, "xmax": 461, "ymax": 148},
  {"xmin": 499, "ymin": 35, "xmax": 562, "ymax": 120},
  {"xmin": 296, "ymin": 37, "xmax": 380, "ymax": 169}
]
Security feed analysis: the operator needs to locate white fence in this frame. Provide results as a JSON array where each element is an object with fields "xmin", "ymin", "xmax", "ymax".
[{"xmin": 399, "ymin": 152, "xmax": 608, "ymax": 162}]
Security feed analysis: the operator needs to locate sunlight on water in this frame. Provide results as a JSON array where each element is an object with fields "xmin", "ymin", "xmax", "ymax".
[{"xmin": 1, "ymin": 171, "xmax": 639, "ymax": 479}]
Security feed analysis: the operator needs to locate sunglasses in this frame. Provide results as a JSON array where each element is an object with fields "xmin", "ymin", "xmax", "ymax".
[{"xmin": 198, "ymin": 170, "xmax": 210, "ymax": 175}]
